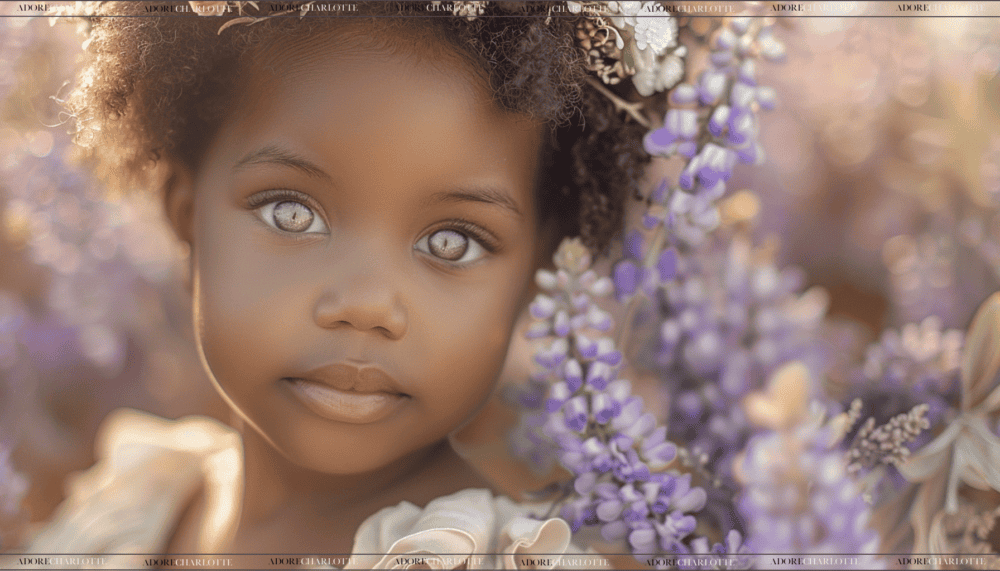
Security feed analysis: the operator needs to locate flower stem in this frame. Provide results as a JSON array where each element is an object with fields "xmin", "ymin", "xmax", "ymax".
[
  {"xmin": 586, "ymin": 77, "xmax": 651, "ymax": 128},
  {"xmin": 617, "ymin": 221, "xmax": 667, "ymax": 353}
]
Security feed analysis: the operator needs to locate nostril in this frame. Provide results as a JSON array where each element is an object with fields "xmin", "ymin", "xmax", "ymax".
[{"xmin": 312, "ymin": 289, "xmax": 407, "ymax": 339}]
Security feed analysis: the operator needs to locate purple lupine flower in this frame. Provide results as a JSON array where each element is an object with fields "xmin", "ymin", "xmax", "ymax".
[
  {"xmin": 514, "ymin": 14, "xmax": 790, "ymax": 564},
  {"xmin": 647, "ymin": 233, "xmax": 829, "ymax": 490},
  {"xmin": 672, "ymin": 530, "xmax": 753, "ymax": 570},
  {"xmin": 511, "ymin": 238, "xmax": 734, "ymax": 561},
  {"xmin": 735, "ymin": 419, "xmax": 884, "ymax": 568},
  {"xmin": 638, "ymin": 16, "xmax": 783, "ymax": 250}
]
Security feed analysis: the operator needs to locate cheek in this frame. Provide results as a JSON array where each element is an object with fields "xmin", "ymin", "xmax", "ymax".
[
  {"xmin": 409, "ymin": 262, "xmax": 532, "ymax": 426},
  {"xmin": 190, "ymin": 226, "xmax": 307, "ymax": 395}
]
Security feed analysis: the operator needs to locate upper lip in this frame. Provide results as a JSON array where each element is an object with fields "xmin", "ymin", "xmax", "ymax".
[{"xmin": 291, "ymin": 363, "xmax": 408, "ymax": 396}]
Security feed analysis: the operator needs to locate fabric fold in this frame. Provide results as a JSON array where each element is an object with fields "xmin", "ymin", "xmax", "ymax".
[
  {"xmin": 19, "ymin": 409, "xmax": 588, "ymax": 570},
  {"xmin": 348, "ymin": 489, "xmax": 581, "ymax": 570}
]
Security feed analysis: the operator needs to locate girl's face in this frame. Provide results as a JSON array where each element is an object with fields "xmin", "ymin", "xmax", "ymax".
[{"xmin": 178, "ymin": 34, "xmax": 545, "ymax": 474}]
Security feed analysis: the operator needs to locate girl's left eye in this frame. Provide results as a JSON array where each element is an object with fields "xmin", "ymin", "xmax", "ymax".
[
  {"xmin": 415, "ymin": 228, "xmax": 487, "ymax": 265},
  {"xmin": 254, "ymin": 199, "xmax": 328, "ymax": 234}
]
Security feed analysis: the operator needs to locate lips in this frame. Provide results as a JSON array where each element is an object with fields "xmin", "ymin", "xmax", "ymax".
[
  {"xmin": 283, "ymin": 363, "xmax": 410, "ymax": 424},
  {"xmin": 298, "ymin": 363, "xmax": 408, "ymax": 395}
]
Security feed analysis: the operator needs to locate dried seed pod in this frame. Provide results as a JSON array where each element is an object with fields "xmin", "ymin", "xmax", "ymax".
[{"xmin": 576, "ymin": 18, "xmax": 632, "ymax": 85}]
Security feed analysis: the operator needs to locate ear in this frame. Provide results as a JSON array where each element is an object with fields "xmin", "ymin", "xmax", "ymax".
[{"xmin": 163, "ymin": 165, "xmax": 196, "ymax": 245}]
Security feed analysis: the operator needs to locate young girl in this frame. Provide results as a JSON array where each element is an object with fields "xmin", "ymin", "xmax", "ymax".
[{"xmin": 15, "ymin": 1, "xmax": 651, "ymax": 567}]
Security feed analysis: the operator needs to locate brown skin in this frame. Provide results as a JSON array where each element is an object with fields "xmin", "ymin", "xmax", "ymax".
[{"xmin": 163, "ymin": 33, "xmax": 548, "ymax": 553}]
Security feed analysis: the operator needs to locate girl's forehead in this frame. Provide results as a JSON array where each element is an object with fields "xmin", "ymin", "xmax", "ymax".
[
  {"xmin": 236, "ymin": 45, "xmax": 513, "ymax": 139},
  {"xmin": 203, "ymin": 37, "xmax": 545, "ymax": 219}
]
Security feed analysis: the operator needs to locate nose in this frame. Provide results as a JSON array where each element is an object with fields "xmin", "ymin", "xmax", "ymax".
[{"xmin": 312, "ymin": 261, "xmax": 408, "ymax": 341}]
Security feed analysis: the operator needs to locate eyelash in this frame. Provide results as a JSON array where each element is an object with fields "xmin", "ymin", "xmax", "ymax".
[
  {"xmin": 246, "ymin": 188, "xmax": 322, "ymax": 213},
  {"xmin": 246, "ymin": 189, "xmax": 328, "ymax": 235},
  {"xmin": 430, "ymin": 219, "xmax": 502, "ymax": 255}
]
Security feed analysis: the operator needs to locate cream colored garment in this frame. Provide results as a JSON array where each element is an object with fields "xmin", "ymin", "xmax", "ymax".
[
  {"xmin": 345, "ymin": 489, "xmax": 579, "ymax": 570},
  {"xmin": 11, "ymin": 409, "xmax": 595, "ymax": 570},
  {"xmin": 14, "ymin": 409, "xmax": 243, "ymax": 569}
]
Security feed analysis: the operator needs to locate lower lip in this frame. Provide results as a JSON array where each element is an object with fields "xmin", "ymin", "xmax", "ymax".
[{"xmin": 285, "ymin": 379, "xmax": 408, "ymax": 424}]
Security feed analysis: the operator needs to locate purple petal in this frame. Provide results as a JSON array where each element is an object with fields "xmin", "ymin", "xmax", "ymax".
[
  {"xmin": 529, "ymin": 295, "xmax": 557, "ymax": 319},
  {"xmin": 601, "ymin": 520, "xmax": 628, "ymax": 541},
  {"xmin": 738, "ymin": 59, "xmax": 756, "ymax": 85},
  {"xmin": 525, "ymin": 322, "xmax": 551, "ymax": 339},
  {"xmin": 652, "ymin": 178, "xmax": 670, "ymax": 203},
  {"xmin": 613, "ymin": 261, "xmax": 639, "ymax": 299},
  {"xmin": 669, "ymin": 83, "xmax": 697, "ymax": 105},
  {"xmin": 563, "ymin": 396, "xmax": 589, "ymax": 432},
  {"xmin": 644, "ymin": 442, "xmax": 678, "ymax": 468},
  {"xmin": 714, "ymin": 28, "xmax": 736, "ymax": 50},
  {"xmin": 756, "ymin": 86, "xmax": 777, "ymax": 110},
  {"xmin": 643, "ymin": 128, "xmax": 675, "ymax": 156},
  {"xmin": 597, "ymin": 499, "xmax": 624, "ymax": 522},
  {"xmin": 546, "ymin": 381, "xmax": 572, "ymax": 412},
  {"xmin": 574, "ymin": 472, "xmax": 597, "ymax": 494},
  {"xmin": 598, "ymin": 351, "xmax": 622, "ymax": 367},
  {"xmin": 625, "ymin": 229, "xmax": 644, "ymax": 260},
  {"xmin": 586, "ymin": 306, "xmax": 613, "ymax": 332},
  {"xmin": 737, "ymin": 142, "xmax": 758, "ymax": 164},
  {"xmin": 586, "ymin": 361, "xmax": 612, "ymax": 390},
  {"xmin": 596, "ymin": 337, "xmax": 623, "ymax": 365},
  {"xmin": 629, "ymin": 528, "xmax": 658, "ymax": 553},
  {"xmin": 553, "ymin": 310, "xmax": 571, "ymax": 337},
  {"xmin": 710, "ymin": 50, "xmax": 733, "ymax": 66},
  {"xmin": 575, "ymin": 333, "xmax": 598, "ymax": 360},
  {"xmin": 593, "ymin": 393, "xmax": 615, "ymax": 424},
  {"xmin": 672, "ymin": 486, "xmax": 707, "ymax": 512},
  {"xmin": 625, "ymin": 413, "xmax": 657, "ymax": 441},
  {"xmin": 563, "ymin": 359, "xmax": 583, "ymax": 392},
  {"xmin": 708, "ymin": 105, "xmax": 730, "ymax": 136},
  {"xmin": 588, "ymin": 277, "xmax": 613, "ymax": 297},
  {"xmin": 678, "ymin": 162, "xmax": 697, "ymax": 191},
  {"xmin": 657, "ymin": 249, "xmax": 678, "ymax": 282},
  {"xmin": 607, "ymin": 379, "xmax": 633, "ymax": 404},
  {"xmin": 677, "ymin": 140, "xmax": 698, "ymax": 158}
]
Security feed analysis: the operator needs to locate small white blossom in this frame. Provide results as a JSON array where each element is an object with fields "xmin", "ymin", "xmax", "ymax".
[
  {"xmin": 631, "ymin": 47, "xmax": 685, "ymax": 96},
  {"xmin": 632, "ymin": 4, "xmax": 677, "ymax": 56}
]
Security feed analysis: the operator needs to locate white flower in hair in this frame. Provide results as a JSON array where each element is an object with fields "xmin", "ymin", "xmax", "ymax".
[
  {"xmin": 633, "ymin": 2, "xmax": 677, "ymax": 55},
  {"xmin": 606, "ymin": 1, "xmax": 642, "ymax": 29},
  {"xmin": 598, "ymin": 1, "xmax": 684, "ymax": 94},
  {"xmin": 631, "ymin": 45, "xmax": 685, "ymax": 96}
]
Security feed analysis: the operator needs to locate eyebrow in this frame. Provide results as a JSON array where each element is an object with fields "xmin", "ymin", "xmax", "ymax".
[
  {"xmin": 233, "ymin": 145, "xmax": 332, "ymax": 181},
  {"xmin": 234, "ymin": 145, "xmax": 523, "ymax": 218},
  {"xmin": 424, "ymin": 186, "xmax": 524, "ymax": 219}
]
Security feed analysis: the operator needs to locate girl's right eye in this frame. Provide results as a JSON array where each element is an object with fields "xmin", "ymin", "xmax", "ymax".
[{"xmin": 249, "ymin": 192, "xmax": 328, "ymax": 234}]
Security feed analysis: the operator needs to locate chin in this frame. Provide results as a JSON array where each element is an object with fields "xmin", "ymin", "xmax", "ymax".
[{"xmin": 254, "ymin": 404, "xmax": 443, "ymax": 475}]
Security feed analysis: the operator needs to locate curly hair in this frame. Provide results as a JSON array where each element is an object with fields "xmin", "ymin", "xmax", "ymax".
[{"xmin": 65, "ymin": 1, "xmax": 650, "ymax": 252}]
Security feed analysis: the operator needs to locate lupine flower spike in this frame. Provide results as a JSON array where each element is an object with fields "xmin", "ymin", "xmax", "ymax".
[{"xmin": 513, "ymin": 238, "xmax": 748, "ymax": 567}]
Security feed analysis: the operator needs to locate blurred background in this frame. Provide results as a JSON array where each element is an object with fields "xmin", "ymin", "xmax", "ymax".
[
  {"xmin": 2, "ymin": 7, "xmax": 1000, "ymax": 556},
  {"xmin": 0, "ymin": 12, "xmax": 228, "ymax": 548}
]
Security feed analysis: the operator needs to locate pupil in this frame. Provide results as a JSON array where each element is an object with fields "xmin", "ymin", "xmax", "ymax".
[
  {"xmin": 429, "ymin": 230, "xmax": 468, "ymax": 261},
  {"xmin": 273, "ymin": 201, "xmax": 313, "ymax": 232}
]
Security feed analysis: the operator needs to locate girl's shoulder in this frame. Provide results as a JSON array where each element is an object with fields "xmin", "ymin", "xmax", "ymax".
[
  {"xmin": 345, "ymin": 488, "xmax": 607, "ymax": 570},
  {"xmin": 20, "ymin": 408, "xmax": 243, "ymax": 562}
]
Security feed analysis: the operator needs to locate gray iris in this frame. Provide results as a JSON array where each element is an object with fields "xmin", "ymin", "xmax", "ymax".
[
  {"xmin": 429, "ymin": 229, "xmax": 468, "ymax": 261},
  {"xmin": 273, "ymin": 201, "xmax": 313, "ymax": 232}
]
